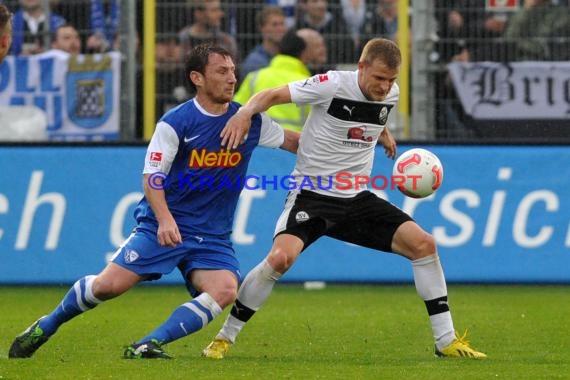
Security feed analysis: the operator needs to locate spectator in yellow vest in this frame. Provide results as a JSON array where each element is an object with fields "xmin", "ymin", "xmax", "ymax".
[{"xmin": 234, "ymin": 28, "xmax": 327, "ymax": 132}]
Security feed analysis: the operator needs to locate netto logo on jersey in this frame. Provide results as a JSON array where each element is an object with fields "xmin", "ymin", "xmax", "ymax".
[{"xmin": 189, "ymin": 149, "xmax": 242, "ymax": 168}]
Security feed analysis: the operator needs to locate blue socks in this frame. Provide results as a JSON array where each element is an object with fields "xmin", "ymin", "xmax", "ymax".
[
  {"xmin": 36, "ymin": 277, "xmax": 222, "ymax": 347},
  {"xmin": 136, "ymin": 293, "xmax": 222, "ymax": 345},
  {"xmin": 39, "ymin": 275, "xmax": 102, "ymax": 336}
]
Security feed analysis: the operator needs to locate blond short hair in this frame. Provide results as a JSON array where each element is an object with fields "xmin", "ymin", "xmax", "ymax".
[{"xmin": 359, "ymin": 38, "xmax": 401, "ymax": 69}]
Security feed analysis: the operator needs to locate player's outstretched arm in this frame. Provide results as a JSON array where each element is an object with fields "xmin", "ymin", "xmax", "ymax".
[
  {"xmin": 221, "ymin": 85, "xmax": 292, "ymax": 149},
  {"xmin": 378, "ymin": 127, "xmax": 397, "ymax": 160},
  {"xmin": 143, "ymin": 174, "xmax": 182, "ymax": 247},
  {"xmin": 280, "ymin": 130, "xmax": 300, "ymax": 154}
]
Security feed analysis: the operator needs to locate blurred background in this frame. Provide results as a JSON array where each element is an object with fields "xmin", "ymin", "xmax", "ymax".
[{"xmin": 1, "ymin": 0, "xmax": 569, "ymax": 142}]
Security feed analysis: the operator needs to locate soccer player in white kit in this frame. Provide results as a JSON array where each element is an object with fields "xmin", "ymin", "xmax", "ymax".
[{"xmin": 203, "ymin": 38, "xmax": 487, "ymax": 359}]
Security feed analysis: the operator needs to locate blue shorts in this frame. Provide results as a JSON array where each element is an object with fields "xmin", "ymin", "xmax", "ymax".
[{"xmin": 111, "ymin": 227, "xmax": 240, "ymax": 297}]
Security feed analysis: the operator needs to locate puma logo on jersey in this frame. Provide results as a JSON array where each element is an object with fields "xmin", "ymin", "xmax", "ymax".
[{"xmin": 343, "ymin": 105, "xmax": 355, "ymax": 117}]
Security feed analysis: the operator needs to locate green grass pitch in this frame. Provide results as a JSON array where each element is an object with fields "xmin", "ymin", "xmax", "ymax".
[{"xmin": 1, "ymin": 284, "xmax": 569, "ymax": 379}]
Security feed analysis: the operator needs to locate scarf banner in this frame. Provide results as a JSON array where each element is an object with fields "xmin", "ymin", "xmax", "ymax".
[{"xmin": 448, "ymin": 61, "xmax": 570, "ymax": 120}]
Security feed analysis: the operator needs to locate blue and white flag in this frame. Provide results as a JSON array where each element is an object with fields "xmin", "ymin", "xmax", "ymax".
[{"xmin": 0, "ymin": 51, "xmax": 121, "ymax": 141}]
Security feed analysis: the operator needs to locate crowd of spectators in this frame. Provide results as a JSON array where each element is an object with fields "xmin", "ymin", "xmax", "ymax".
[
  {"xmin": 0, "ymin": 0, "xmax": 119, "ymax": 55},
  {"xmin": 1, "ymin": 0, "xmax": 570, "ymax": 139},
  {"xmin": 435, "ymin": 0, "xmax": 570, "ymax": 64},
  {"xmin": 148, "ymin": 0, "xmax": 402, "ymax": 114}
]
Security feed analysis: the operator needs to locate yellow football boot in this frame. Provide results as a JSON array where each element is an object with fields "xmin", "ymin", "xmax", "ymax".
[
  {"xmin": 435, "ymin": 331, "xmax": 487, "ymax": 359},
  {"xmin": 202, "ymin": 338, "xmax": 232, "ymax": 359}
]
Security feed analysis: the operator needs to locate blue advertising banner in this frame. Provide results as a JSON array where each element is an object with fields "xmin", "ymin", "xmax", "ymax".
[{"xmin": 0, "ymin": 145, "xmax": 568, "ymax": 284}]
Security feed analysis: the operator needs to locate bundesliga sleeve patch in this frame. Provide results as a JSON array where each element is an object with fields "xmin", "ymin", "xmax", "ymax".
[
  {"xmin": 300, "ymin": 73, "xmax": 330, "ymax": 88},
  {"xmin": 149, "ymin": 152, "xmax": 162, "ymax": 167}
]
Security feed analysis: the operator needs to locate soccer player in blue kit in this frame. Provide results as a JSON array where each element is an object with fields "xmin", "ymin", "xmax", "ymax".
[{"xmin": 8, "ymin": 44, "xmax": 299, "ymax": 359}]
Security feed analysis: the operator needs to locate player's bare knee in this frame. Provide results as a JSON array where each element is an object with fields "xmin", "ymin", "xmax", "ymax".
[
  {"xmin": 413, "ymin": 233, "xmax": 437, "ymax": 259},
  {"xmin": 92, "ymin": 276, "xmax": 132, "ymax": 301},
  {"xmin": 92, "ymin": 276, "xmax": 122, "ymax": 300},
  {"xmin": 268, "ymin": 247, "xmax": 295, "ymax": 272},
  {"xmin": 214, "ymin": 286, "xmax": 237, "ymax": 308},
  {"xmin": 220, "ymin": 288, "xmax": 237, "ymax": 309}
]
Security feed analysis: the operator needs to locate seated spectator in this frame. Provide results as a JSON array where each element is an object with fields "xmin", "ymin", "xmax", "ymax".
[
  {"xmin": 0, "ymin": 3, "xmax": 12, "ymax": 63},
  {"xmin": 155, "ymin": 33, "xmax": 186, "ymax": 115},
  {"xmin": 437, "ymin": 1, "xmax": 504, "ymax": 40},
  {"xmin": 239, "ymin": 5, "xmax": 287, "ymax": 80},
  {"xmin": 361, "ymin": 0, "xmax": 398, "ymax": 44},
  {"xmin": 11, "ymin": 0, "xmax": 66, "ymax": 55},
  {"xmin": 503, "ymin": 0, "xmax": 570, "ymax": 61},
  {"xmin": 178, "ymin": 0, "xmax": 238, "ymax": 61},
  {"xmin": 296, "ymin": 0, "xmax": 355, "ymax": 66},
  {"xmin": 50, "ymin": 0, "xmax": 118, "ymax": 53},
  {"xmin": 153, "ymin": 3, "xmax": 193, "ymax": 116},
  {"xmin": 51, "ymin": 23, "xmax": 81, "ymax": 54},
  {"xmin": 156, "ymin": 35, "xmax": 182, "ymax": 70},
  {"xmin": 435, "ymin": 0, "xmax": 514, "ymax": 62},
  {"xmin": 266, "ymin": 0, "xmax": 297, "ymax": 28},
  {"xmin": 235, "ymin": 28, "xmax": 327, "ymax": 131},
  {"xmin": 341, "ymin": 0, "xmax": 367, "ymax": 51},
  {"xmin": 155, "ymin": 3, "xmax": 188, "ymax": 66},
  {"xmin": 434, "ymin": 45, "xmax": 481, "ymax": 139},
  {"xmin": 298, "ymin": 27, "xmax": 327, "ymax": 74}
]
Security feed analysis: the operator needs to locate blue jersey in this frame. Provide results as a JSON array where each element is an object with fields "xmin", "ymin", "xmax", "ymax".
[{"xmin": 135, "ymin": 98, "xmax": 284, "ymax": 238}]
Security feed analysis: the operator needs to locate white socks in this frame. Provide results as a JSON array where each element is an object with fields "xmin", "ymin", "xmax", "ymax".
[
  {"xmin": 412, "ymin": 254, "xmax": 456, "ymax": 349},
  {"xmin": 218, "ymin": 260, "xmax": 282, "ymax": 343}
]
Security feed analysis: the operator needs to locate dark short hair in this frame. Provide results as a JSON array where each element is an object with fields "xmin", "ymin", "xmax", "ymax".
[
  {"xmin": 51, "ymin": 23, "xmax": 77, "ymax": 41},
  {"xmin": 185, "ymin": 43, "xmax": 234, "ymax": 92},
  {"xmin": 279, "ymin": 29, "xmax": 306, "ymax": 59},
  {"xmin": 0, "ymin": 4, "xmax": 12, "ymax": 33}
]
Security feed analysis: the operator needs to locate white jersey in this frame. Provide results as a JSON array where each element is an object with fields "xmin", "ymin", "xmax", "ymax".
[{"xmin": 289, "ymin": 70, "xmax": 399, "ymax": 197}]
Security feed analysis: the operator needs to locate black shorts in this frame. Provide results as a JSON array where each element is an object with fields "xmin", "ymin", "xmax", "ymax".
[{"xmin": 274, "ymin": 190, "xmax": 414, "ymax": 253}]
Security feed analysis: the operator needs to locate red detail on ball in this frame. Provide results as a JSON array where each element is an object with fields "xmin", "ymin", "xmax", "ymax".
[
  {"xmin": 396, "ymin": 153, "xmax": 421, "ymax": 173},
  {"xmin": 431, "ymin": 165, "xmax": 442, "ymax": 190}
]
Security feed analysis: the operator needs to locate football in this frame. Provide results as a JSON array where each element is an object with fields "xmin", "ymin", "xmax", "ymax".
[{"xmin": 392, "ymin": 148, "xmax": 444, "ymax": 198}]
